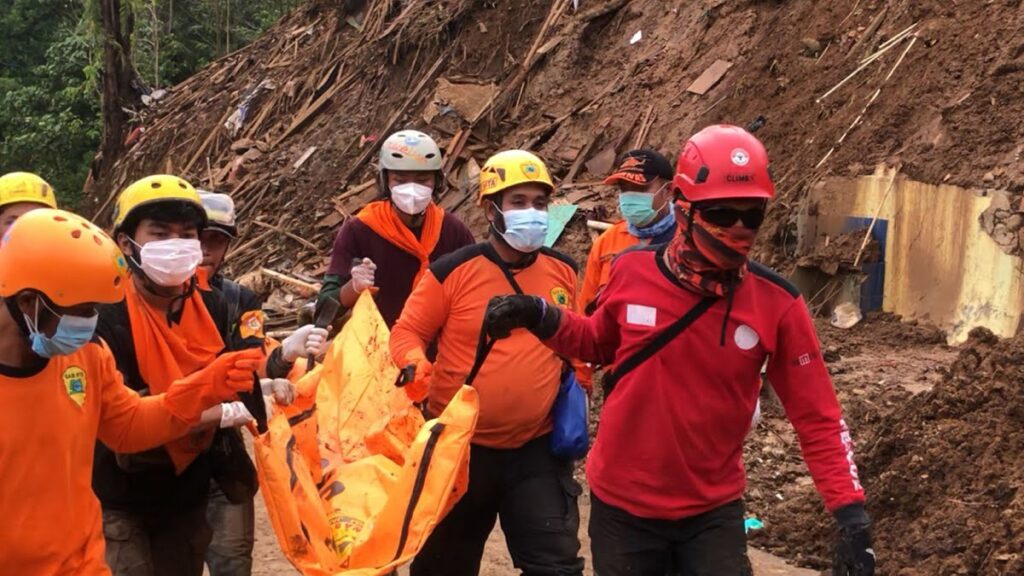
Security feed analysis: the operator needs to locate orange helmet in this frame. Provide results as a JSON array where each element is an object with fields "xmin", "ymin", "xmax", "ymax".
[{"xmin": 0, "ymin": 209, "xmax": 128, "ymax": 307}]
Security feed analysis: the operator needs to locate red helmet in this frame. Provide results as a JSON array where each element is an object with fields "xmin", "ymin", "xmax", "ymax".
[{"xmin": 673, "ymin": 124, "xmax": 774, "ymax": 203}]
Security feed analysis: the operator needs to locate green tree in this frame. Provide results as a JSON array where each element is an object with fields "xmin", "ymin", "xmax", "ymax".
[
  {"xmin": 0, "ymin": 1, "xmax": 98, "ymax": 207},
  {"xmin": 0, "ymin": 0, "xmax": 297, "ymax": 209}
]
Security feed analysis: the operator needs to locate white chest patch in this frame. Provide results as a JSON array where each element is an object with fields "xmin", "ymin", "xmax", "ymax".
[
  {"xmin": 626, "ymin": 304, "xmax": 657, "ymax": 327},
  {"xmin": 734, "ymin": 324, "xmax": 760, "ymax": 350}
]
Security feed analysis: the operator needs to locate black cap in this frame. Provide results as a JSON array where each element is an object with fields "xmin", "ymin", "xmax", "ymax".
[{"xmin": 604, "ymin": 149, "xmax": 674, "ymax": 186}]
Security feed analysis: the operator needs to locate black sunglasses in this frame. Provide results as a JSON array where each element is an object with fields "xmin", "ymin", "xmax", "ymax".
[{"xmin": 696, "ymin": 205, "xmax": 766, "ymax": 229}]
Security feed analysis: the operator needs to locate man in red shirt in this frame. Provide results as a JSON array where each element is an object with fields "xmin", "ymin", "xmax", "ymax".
[{"xmin": 483, "ymin": 125, "xmax": 874, "ymax": 576}]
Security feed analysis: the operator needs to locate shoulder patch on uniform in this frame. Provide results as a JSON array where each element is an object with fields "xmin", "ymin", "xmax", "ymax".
[
  {"xmin": 62, "ymin": 366, "xmax": 87, "ymax": 408},
  {"xmin": 550, "ymin": 286, "xmax": 572, "ymax": 308},
  {"xmin": 539, "ymin": 246, "xmax": 579, "ymax": 274},
  {"xmin": 430, "ymin": 242, "xmax": 488, "ymax": 283},
  {"xmin": 748, "ymin": 261, "xmax": 800, "ymax": 298},
  {"xmin": 239, "ymin": 310, "xmax": 265, "ymax": 339}
]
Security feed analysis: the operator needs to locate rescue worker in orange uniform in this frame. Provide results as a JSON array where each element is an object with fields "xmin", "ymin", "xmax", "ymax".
[
  {"xmin": 484, "ymin": 126, "xmax": 874, "ymax": 576},
  {"xmin": 0, "ymin": 171, "xmax": 59, "ymax": 237},
  {"xmin": 0, "ymin": 208, "xmax": 261, "ymax": 575},
  {"xmin": 581, "ymin": 149, "xmax": 677, "ymax": 312},
  {"xmin": 198, "ymin": 190, "xmax": 295, "ymax": 576},
  {"xmin": 391, "ymin": 150, "xmax": 584, "ymax": 576},
  {"xmin": 577, "ymin": 150, "xmax": 677, "ymax": 387},
  {"xmin": 91, "ymin": 176, "xmax": 324, "ymax": 576}
]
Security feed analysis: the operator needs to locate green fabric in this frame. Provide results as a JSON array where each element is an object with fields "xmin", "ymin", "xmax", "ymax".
[
  {"xmin": 544, "ymin": 204, "xmax": 579, "ymax": 248},
  {"xmin": 316, "ymin": 274, "xmax": 343, "ymax": 318}
]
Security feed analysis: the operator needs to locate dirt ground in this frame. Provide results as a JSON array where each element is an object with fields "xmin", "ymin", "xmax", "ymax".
[{"xmin": 249, "ymin": 485, "xmax": 816, "ymax": 576}]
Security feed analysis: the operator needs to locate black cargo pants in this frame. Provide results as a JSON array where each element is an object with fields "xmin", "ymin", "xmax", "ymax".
[
  {"xmin": 589, "ymin": 494, "xmax": 753, "ymax": 576},
  {"xmin": 411, "ymin": 434, "xmax": 584, "ymax": 576}
]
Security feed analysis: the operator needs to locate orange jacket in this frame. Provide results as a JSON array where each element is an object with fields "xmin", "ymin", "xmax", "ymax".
[
  {"xmin": 0, "ymin": 340, "xmax": 199, "ymax": 575},
  {"xmin": 390, "ymin": 243, "xmax": 578, "ymax": 449},
  {"xmin": 580, "ymin": 221, "xmax": 651, "ymax": 312}
]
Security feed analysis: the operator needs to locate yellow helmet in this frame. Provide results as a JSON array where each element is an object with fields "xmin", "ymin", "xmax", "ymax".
[
  {"xmin": 0, "ymin": 172, "xmax": 58, "ymax": 210},
  {"xmin": 478, "ymin": 150, "xmax": 554, "ymax": 203},
  {"xmin": 112, "ymin": 175, "xmax": 205, "ymax": 234}
]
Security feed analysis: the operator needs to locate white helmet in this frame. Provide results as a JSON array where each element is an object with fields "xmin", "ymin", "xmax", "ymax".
[
  {"xmin": 197, "ymin": 190, "xmax": 237, "ymax": 237},
  {"xmin": 379, "ymin": 130, "xmax": 443, "ymax": 171}
]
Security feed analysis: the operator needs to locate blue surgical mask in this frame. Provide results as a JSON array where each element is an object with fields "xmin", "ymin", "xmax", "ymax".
[
  {"xmin": 494, "ymin": 205, "xmax": 549, "ymax": 253},
  {"xmin": 619, "ymin": 192, "xmax": 659, "ymax": 227},
  {"xmin": 24, "ymin": 297, "xmax": 98, "ymax": 358}
]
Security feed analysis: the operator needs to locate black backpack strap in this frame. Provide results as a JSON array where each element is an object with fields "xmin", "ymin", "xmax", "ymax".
[
  {"xmin": 602, "ymin": 297, "xmax": 716, "ymax": 399},
  {"xmin": 494, "ymin": 261, "xmax": 525, "ymax": 295},
  {"xmin": 219, "ymin": 278, "xmax": 243, "ymax": 341}
]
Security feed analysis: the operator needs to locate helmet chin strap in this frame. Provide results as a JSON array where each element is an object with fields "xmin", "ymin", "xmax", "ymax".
[{"xmin": 4, "ymin": 296, "xmax": 33, "ymax": 338}]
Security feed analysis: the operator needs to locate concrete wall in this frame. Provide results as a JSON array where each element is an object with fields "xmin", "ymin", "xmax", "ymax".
[{"xmin": 800, "ymin": 166, "xmax": 1024, "ymax": 343}]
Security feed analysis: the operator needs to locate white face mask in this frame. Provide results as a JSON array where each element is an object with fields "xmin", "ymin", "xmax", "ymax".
[
  {"xmin": 390, "ymin": 182, "xmax": 433, "ymax": 215},
  {"xmin": 132, "ymin": 238, "xmax": 203, "ymax": 287}
]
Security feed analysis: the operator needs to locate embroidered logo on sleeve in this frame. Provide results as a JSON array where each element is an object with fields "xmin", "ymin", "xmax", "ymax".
[
  {"xmin": 62, "ymin": 366, "xmax": 87, "ymax": 408},
  {"xmin": 626, "ymin": 304, "xmax": 657, "ymax": 327},
  {"xmin": 239, "ymin": 310, "xmax": 266, "ymax": 339},
  {"xmin": 550, "ymin": 286, "xmax": 572, "ymax": 308}
]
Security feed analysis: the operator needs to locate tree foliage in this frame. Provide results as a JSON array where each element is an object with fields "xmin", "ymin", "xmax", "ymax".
[{"xmin": 0, "ymin": 0, "xmax": 297, "ymax": 208}]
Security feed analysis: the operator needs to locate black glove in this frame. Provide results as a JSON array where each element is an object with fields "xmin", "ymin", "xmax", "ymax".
[
  {"xmin": 484, "ymin": 295, "xmax": 561, "ymax": 340},
  {"xmin": 833, "ymin": 504, "xmax": 875, "ymax": 576}
]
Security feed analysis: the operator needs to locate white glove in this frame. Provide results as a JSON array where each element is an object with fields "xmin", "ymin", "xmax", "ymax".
[
  {"xmin": 260, "ymin": 378, "xmax": 295, "ymax": 406},
  {"xmin": 281, "ymin": 324, "xmax": 330, "ymax": 363},
  {"xmin": 350, "ymin": 258, "xmax": 377, "ymax": 293},
  {"xmin": 219, "ymin": 401, "xmax": 254, "ymax": 428}
]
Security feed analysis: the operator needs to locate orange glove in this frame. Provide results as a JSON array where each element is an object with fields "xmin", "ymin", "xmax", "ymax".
[
  {"xmin": 402, "ymin": 349, "xmax": 433, "ymax": 403},
  {"xmin": 163, "ymin": 349, "xmax": 265, "ymax": 423}
]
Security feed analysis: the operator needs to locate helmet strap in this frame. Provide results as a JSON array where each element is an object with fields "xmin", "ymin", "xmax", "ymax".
[
  {"xmin": 165, "ymin": 277, "xmax": 197, "ymax": 325},
  {"xmin": 488, "ymin": 199, "xmax": 508, "ymax": 236},
  {"xmin": 4, "ymin": 295, "xmax": 33, "ymax": 339}
]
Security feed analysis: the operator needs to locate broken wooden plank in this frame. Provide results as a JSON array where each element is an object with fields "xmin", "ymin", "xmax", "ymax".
[
  {"xmin": 633, "ymin": 104, "xmax": 655, "ymax": 148},
  {"xmin": 316, "ymin": 209, "xmax": 346, "ymax": 229},
  {"xmin": 226, "ymin": 229, "xmax": 273, "ymax": 259},
  {"xmin": 849, "ymin": 6, "xmax": 888, "ymax": 59},
  {"xmin": 183, "ymin": 108, "xmax": 233, "ymax": 174},
  {"xmin": 261, "ymin": 267, "xmax": 321, "ymax": 293},
  {"xmin": 563, "ymin": 117, "xmax": 611, "ymax": 186},
  {"xmin": 469, "ymin": 0, "xmax": 571, "ymax": 125},
  {"xmin": 335, "ymin": 179, "xmax": 377, "ymax": 202},
  {"xmin": 585, "ymin": 147, "xmax": 617, "ymax": 178},
  {"xmin": 253, "ymin": 219, "xmax": 321, "ymax": 251},
  {"xmin": 686, "ymin": 60, "xmax": 733, "ymax": 95},
  {"xmin": 443, "ymin": 129, "xmax": 472, "ymax": 175},
  {"xmin": 292, "ymin": 146, "xmax": 318, "ymax": 171},
  {"xmin": 276, "ymin": 70, "xmax": 358, "ymax": 145}
]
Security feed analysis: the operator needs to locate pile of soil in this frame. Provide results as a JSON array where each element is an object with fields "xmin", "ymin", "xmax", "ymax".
[
  {"xmin": 84, "ymin": 0, "xmax": 1024, "ymax": 278},
  {"xmin": 748, "ymin": 327, "xmax": 1024, "ymax": 575},
  {"xmin": 797, "ymin": 229, "xmax": 880, "ymax": 275}
]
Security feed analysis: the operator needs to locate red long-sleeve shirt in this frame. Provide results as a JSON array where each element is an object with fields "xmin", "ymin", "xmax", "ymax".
[{"xmin": 545, "ymin": 244, "xmax": 865, "ymax": 520}]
